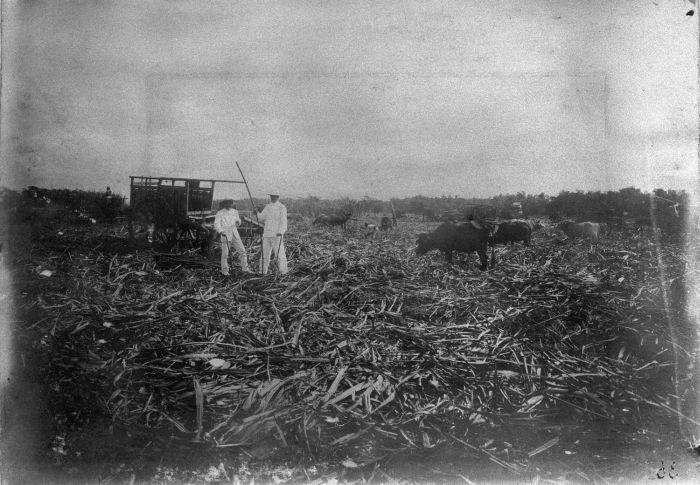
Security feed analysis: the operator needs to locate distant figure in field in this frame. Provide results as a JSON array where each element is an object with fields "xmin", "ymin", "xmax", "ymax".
[
  {"xmin": 528, "ymin": 220, "xmax": 544, "ymax": 232},
  {"xmin": 421, "ymin": 208, "xmax": 436, "ymax": 221},
  {"xmin": 105, "ymin": 187, "xmax": 113, "ymax": 198},
  {"xmin": 364, "ymin": 222, "xmax": 378, "ymax": 238}
]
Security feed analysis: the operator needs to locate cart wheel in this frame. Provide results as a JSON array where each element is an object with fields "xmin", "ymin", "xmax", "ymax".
[
  {"xmin": 173, "ymin": 220, "xmax": 211, "ymax": 252},
  {"xmin": 129, "ymin": 202, "xmax": 179, "ymax": 250},
  {"xmin": 199, "ymin": 227, "xmax": 218, "ymax": 257}
]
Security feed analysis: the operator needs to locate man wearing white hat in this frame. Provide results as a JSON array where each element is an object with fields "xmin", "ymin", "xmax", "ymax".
[
  {"xmin": 214, "ymin": 199, "xmax": 251, "ymax": 276},
  {"xmin": 257, "ymin": 189, "xmax": 288, "ymax": 275}
]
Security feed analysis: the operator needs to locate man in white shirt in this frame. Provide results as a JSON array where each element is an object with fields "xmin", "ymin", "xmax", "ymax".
[
  {"xmin": 214, "ymin": 199, "xmax": 251, "ymax": 276},
  {"xmin": 257, "ymin": 190, "xmax": 288, "ymax": 275}
]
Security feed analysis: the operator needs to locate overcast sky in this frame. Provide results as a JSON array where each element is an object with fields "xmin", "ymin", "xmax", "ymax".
[{"xmin": 1, "ymin": 0, "xmax": 697, "ymax": 200}]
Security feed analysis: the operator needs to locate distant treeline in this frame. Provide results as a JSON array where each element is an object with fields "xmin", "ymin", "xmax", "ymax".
[
  {"xmin": 219, "ymin": 187, "xmax": 688, "ymax": 219},
  {"xmin": 219, "ymin": 187, "xmax": 692, "ymax": 234},
  {"xmin": 389, "ymin": 187, "xmax": 690, "ymax": 223},
  {"xmin": 3, "ymin": 185, "xmax": 691, "ymax": 235},
  {"xmin": 542, "ymin": 188, "xmax": 690, "ymax": 234}
]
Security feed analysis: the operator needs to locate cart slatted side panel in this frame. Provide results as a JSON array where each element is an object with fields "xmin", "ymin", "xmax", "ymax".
[
  {"xmin": 130, "ymin": 177, "xmax": 188, "ymax": 221},
  {"xmin": 187, "ymin": 180, "xmax": 214, "ymax": 213},
  {"xmin": 130, "ymin": 177, "xmax": 160, "ymax": 209},
  {"xmin": 156, "ymin": 185, "xmax": 187, "ymax": 220}
]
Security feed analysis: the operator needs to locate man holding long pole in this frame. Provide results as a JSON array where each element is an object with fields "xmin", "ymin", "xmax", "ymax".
[{"xmin": 257, "ymin": 189, "xmax": 288, "ymax": 276}]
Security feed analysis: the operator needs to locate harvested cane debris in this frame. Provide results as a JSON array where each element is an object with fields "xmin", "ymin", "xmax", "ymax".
[{"xmin": 19, "ymin": 218, "xmax": 694, "ymax": 470}]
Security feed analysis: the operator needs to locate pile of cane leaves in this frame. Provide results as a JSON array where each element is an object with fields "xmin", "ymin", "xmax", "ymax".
[{"xmin": 19, "ymin": 218, "xmax": 695, "ymax": 473}]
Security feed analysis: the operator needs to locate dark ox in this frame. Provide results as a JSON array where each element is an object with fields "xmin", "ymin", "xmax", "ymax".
[
  {"xmin": 313, "ymin": 212, "xmax": 353, "ymax": 230},
  {"xmin": 415, "ymin": 221, "xmax": 493, "ymax": 270},
  {"xmin": 558, "ymin": 221, "xmax": 600, "ymax": 241},
  {"xmin": 380, "ymin": 216, "xmax": 393, "ymax": 231},
  {"xmin": 491, "ymin": 220, "xmax": 532, "ymax": 246}
]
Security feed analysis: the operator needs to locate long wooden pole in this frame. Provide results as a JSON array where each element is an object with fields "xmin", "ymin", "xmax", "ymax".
[
  {"xmin": 236, "ymin": 162, "xmax": 260, "ymax": 226},
  {"xmin": 236, "ymin": 163, "xmax": 263, "ymax": 264}
]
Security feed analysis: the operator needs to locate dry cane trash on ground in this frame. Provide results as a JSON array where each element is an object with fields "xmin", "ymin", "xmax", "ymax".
[{"xmin": 16, "ymin": 217, "xmax": 698, "ymax": 477}]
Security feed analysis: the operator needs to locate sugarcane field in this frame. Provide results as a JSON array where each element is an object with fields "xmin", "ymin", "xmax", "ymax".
[{"xmin": 2, "ymin": 184, "xmax": 700, "ymax": 484}]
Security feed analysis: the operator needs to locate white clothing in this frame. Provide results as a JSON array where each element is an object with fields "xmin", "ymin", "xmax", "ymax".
[
  {"xmin": 214, "ymin": 208, "xmax": 242, "ymax": 240},
  {"xmin": 214, "ymin": 208, "xmax": 248, "ymax": 274},
  {"xmin": 260, "ymin": 235, "xmax": 288, "ymax": 275},
  {"xmin": 258, "ymin": 202, "xmax": 287, "ymax": 237},
  {"xmin": 221, "ymin": 233, "xmax": 249, "ymax": 274},
  {"xmin": 257, "ymin": 201, "xmax": 288, "ymax": 274}
]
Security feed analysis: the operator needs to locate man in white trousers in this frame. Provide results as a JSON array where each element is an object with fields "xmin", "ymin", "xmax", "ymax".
[
  {"xmin": 257, "ymin": 190, "xmax": 288, "ymax": 275},
  {"xmin": 214, "ymin": 199, "xmax": 251, "ymax": 276}
]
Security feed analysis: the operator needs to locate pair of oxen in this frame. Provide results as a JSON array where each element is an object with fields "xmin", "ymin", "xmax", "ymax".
[{"xmin": 415, "ymin": 219, "xmax": 600, "ymax": 270}]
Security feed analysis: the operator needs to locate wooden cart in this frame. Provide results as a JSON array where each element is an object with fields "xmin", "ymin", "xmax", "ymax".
[{"xmin": 128, "ymin": 176, "xmax": 262, "ymax": 253}]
